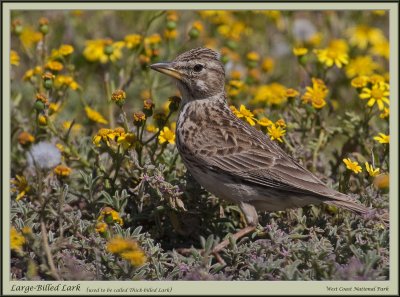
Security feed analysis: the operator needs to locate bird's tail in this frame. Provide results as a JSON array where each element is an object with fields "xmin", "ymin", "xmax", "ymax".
[{"xmin": 325, "ymin": 200, "xmax": 389, "ymax": 223}]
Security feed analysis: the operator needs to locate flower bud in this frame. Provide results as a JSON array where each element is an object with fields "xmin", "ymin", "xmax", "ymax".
[
  {"xmin": 111, "ymin": 89, "xmax": 126, "ymax": 107},
  {"xmin": 133, "ymin": 111, "xmax": 146, "ymax": 127},
  {"xmin": 104, "ymin": 45, "xmax": 113, "ymax": 56},
  {"xmin": 12, "ymin": 19, "xmax": 23, "ymax": 35},
  {"xmin": 42, "ymin": 72, "xmax": 54, "ymax": 90},
  {"xmin": 38, "ymin": 17, "xmax": 49, "ymax": 35},
  {"xmin": 143, "ymin": 98, "xmax": 154, "ymax": 117},
  {"xmin": 34, "ymin": 100, "xmax": 46, "ymax": 112},
  {"xmin": 153, "ymin": 112, "xmax": 167, "ymax": 128},
  {"xmin": 166, "ymin": 21, "xmax": 177, "ymax": 30},
  {"xmin": 168, "ymin": 96, "xmax": 181, "ymax": 112},
  {"xmin": 139, "ymin": 55, "xmax": 150, "ymax": 69},
  {"xmin": 188, "ymin": 28, "xmax": 200, "ymax": 39},
  {"xmin": 103, "ymin": 39, "xmax": 114, "ymax": 56}
]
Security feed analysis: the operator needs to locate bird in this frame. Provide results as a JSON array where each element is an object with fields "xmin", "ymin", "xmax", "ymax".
[{"xmin": 150, "ymin": 47, "xmax": 388, "ymax": 253}]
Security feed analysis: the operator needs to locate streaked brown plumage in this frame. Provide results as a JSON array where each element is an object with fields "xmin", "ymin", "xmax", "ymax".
[{"xmin": 150, "ymin": 47, "xmax": 388, "ymax": 231}]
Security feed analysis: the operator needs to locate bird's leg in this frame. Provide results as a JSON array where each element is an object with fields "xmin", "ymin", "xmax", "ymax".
[{"xmin": 212, "ymin": 202, "xmax": 258, "ymax": 254}]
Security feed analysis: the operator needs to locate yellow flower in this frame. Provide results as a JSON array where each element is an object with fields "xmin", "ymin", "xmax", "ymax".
[
  {"xmin": 158, "ymin": 127, "xmax": 176, "ymax": 145},
  {"xmin": 200, "ymin": 10, "xmax": 231, "ymax": 25},
  {"xmin": 164, "ymin": 29, "xmax": 177, "ymax": 40},
  {"xmin": 314, "ymin": 39, "xmax": 349, "ymax": 68},
  {"xmin": 257, "ymin": 117, "xmax": 273, "ymax": 127},
  {"xmin": 23, "ymin": 69, "xmax": 34, "ymax": 80},
  {"xmin": 18, "ymin": 131, "xmax": 35, "ymax": 146},
  {"xmin": 308, "ymin": 32, "xmax": 323, "ymax": 47},
  {"xmin": 49, "ymin": 102, "xmax": 62, "ymax": 114},
  {"xmin": 227, "ymin": 80, "xmax": 245, "ymax": 97},
  {"xmin": 19, "ymin": 27, "xmax": 42, "ymax": 49},
  {"xmin": 167, "ymin": 11, "xmax": 178, "ymax": 22},
  {"xmin": 23, "ymin": 66, "xmax": 43, "ymax": 81},
  {"xmin": 56, "ymin": 143, "xmax": 64, "ymax": 153},
  {"xmin": 231, "ymin": 105, "xmax": 256, "ymax": 126},
  {"xmin": 98, "ymin": 207, "xmax": 123, "ymax": 226},
  {"xmin": 144, "ymin": 34, "xmax": 162, "ymax": 57},
  {"xmin": 95, "ymin": 222, "xmax": 108, "ymax": 234},
  {"xmin": 285, "ymin": 88, "xmax": 300, "ymax": 98},
  {"xmin": 343, "ymin": 158, "xmax": 362, "ymax": 174},
  {"xmin": 293, "ymin": 47, "xmax": 308, "ymax": 56},
  {"xmin": 11, "ymin": 50, "xmax": 20, "ymax": 66},
  {"xmin": 85, "ymin": 106, "xmax": 108, "ymax": 124},
  {"xmin": 218, "ymin": 21, "xmax": 248, "ymax": 41},
  {"xmin": 351, "ymin": 76, "xmax": 369, "ymax": 88},
  {"xmin": 93, "ymin": 128, "xmax": 112, "ymax": 146},
  {"xmin": 11, "ymin": 175, "xmax": 30, "ymax": 201},
  {"xmin": 189, "ymin": 21, "xmax": 202, "ymax": 32},
  {"xmin": 246, "ymin": 51, "xmax": 260, "ymax": 62},
  {"xmin": 347, "ymin": 25, "xmax": 385, "ymax": 50},
  {"xmin": 365, "ymin": 162, "xmax": 380, "ymax": 177},
  {"xmin": 124, "ymin": 34, "xmax": 142, "ymax": 49},
  {"xmin": 373, "ymin": 133, "xmax": 389, "ymax": 144},
  {"xmin": 261, "ymin": 57, "xmax": 275, "ymax": 73},
  {"xmin": 368, "ymin": 74, "xmax": 386, "ymax": 85},
  {"xmin": 267, "ymin": 124, "xmax": 286, "ymax": 142},
  {"xmin": 110, "ymin": 210, "xmax": 123, "ymax": 226},
  {"xmin": 117, "ymin": 132, "xmax": 136, "ymax": 150},
  {"xmin": 146, "ymin": 124, "xmax": 158, "ymax": 133},
  {"xmin": 346, "ymin": 56, "xmax": 379, "ymax": 78},
  {"xmin": 54, "ymin": 165, "xmax": 72, "ymax": 177},
  {"xmin": 359, "ymin": 82, "xmax": 389, "ymax": 110},
  {"xmin": 11, "ymin": 227, "xmax": 25, "ymax": 253},
  {"xmin": 38, "ymin": 115, "xmax": 48, "ymax": 126},
  {"xmin": 120, "ymin": 250, "xmax": 147, "ymax": 267},
  {"xmin": 83, "ymin": 39, "xmax": 124, "ymax": 64},
  {"xmin": 62, "ymin": 121, "xmax": 82, "ymax": 134},
  {"xmin": 106, "ymin": 237, "xmax": 147, "ymax": 267},
  {"xmin": 373, "ymin": 174, "xmax": 389, "ymax": 189},
  {"xmin": 54, "ymin": 75, "xmax": 80, "ymax": 90},
  {"xmin": 302, "ymin": 78, "xmax": 328, "ymax": 109},
  {"xmin": 275, "ymin": 119, "xmax": 286, "ymax": 128},
  {"xmin": 252, "ymin": 83, "xmax": 287, "ymax": 105},
  {"xmin": 59, "ymin": 44, "xmax": 74, "ymax": 56},
  {"xmin": 106, "ymin": 237, "xmax": 136, "ymax": 254},
  {"xmin": 92, "ymin": 127, "xmax": 132, "ymax": 149},
  {"xmin": 370, "ymin": 39, "xmax": 389, "ymax": 59},
  {"xmin": 145, "ymin": 33, "xmax": 162, "ymax": 45}
]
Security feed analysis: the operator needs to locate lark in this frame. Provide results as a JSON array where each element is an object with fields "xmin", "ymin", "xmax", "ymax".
[{"xmin": 151, "ymin": 47, "xmax": 388, "ymax": 252}]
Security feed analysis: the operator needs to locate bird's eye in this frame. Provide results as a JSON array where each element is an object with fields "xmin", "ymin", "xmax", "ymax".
[{"xmin": 193, "ymin": 64, "xmax": 204, "ymax": 72}]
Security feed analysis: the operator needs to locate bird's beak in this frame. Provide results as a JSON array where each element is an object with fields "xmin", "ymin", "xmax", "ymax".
[{"xmin": 150, "ymin": 62, "xmax": 182, "ymax": 81}]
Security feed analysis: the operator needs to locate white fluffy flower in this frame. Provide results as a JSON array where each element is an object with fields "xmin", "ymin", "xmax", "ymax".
[
  {"xmin": 292, "ymin": 18, "xmax": 316, "ymax": 41},
  {"xmin": 27, "ymin": 141, "xmax": 61, "ymax": 169}
]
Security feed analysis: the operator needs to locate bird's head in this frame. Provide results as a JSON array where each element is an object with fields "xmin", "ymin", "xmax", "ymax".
[{"xmin": 150, "ymin": 47, "xmax": 225, "ymax": 101}]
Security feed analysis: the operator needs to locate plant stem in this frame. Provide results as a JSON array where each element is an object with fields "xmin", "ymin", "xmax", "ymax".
[
  {"xmin": 312, "ymin": 129, "xmax": 325, "ymax": 173},
  {"xmin": 40, "ymin": 219, "xmax": 61, "ymax": 280}
]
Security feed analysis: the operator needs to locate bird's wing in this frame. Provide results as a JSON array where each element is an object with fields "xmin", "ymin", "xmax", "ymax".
[{"xmin": 192, "ymin": 114, "xmax": 344, "ymax": 200}]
